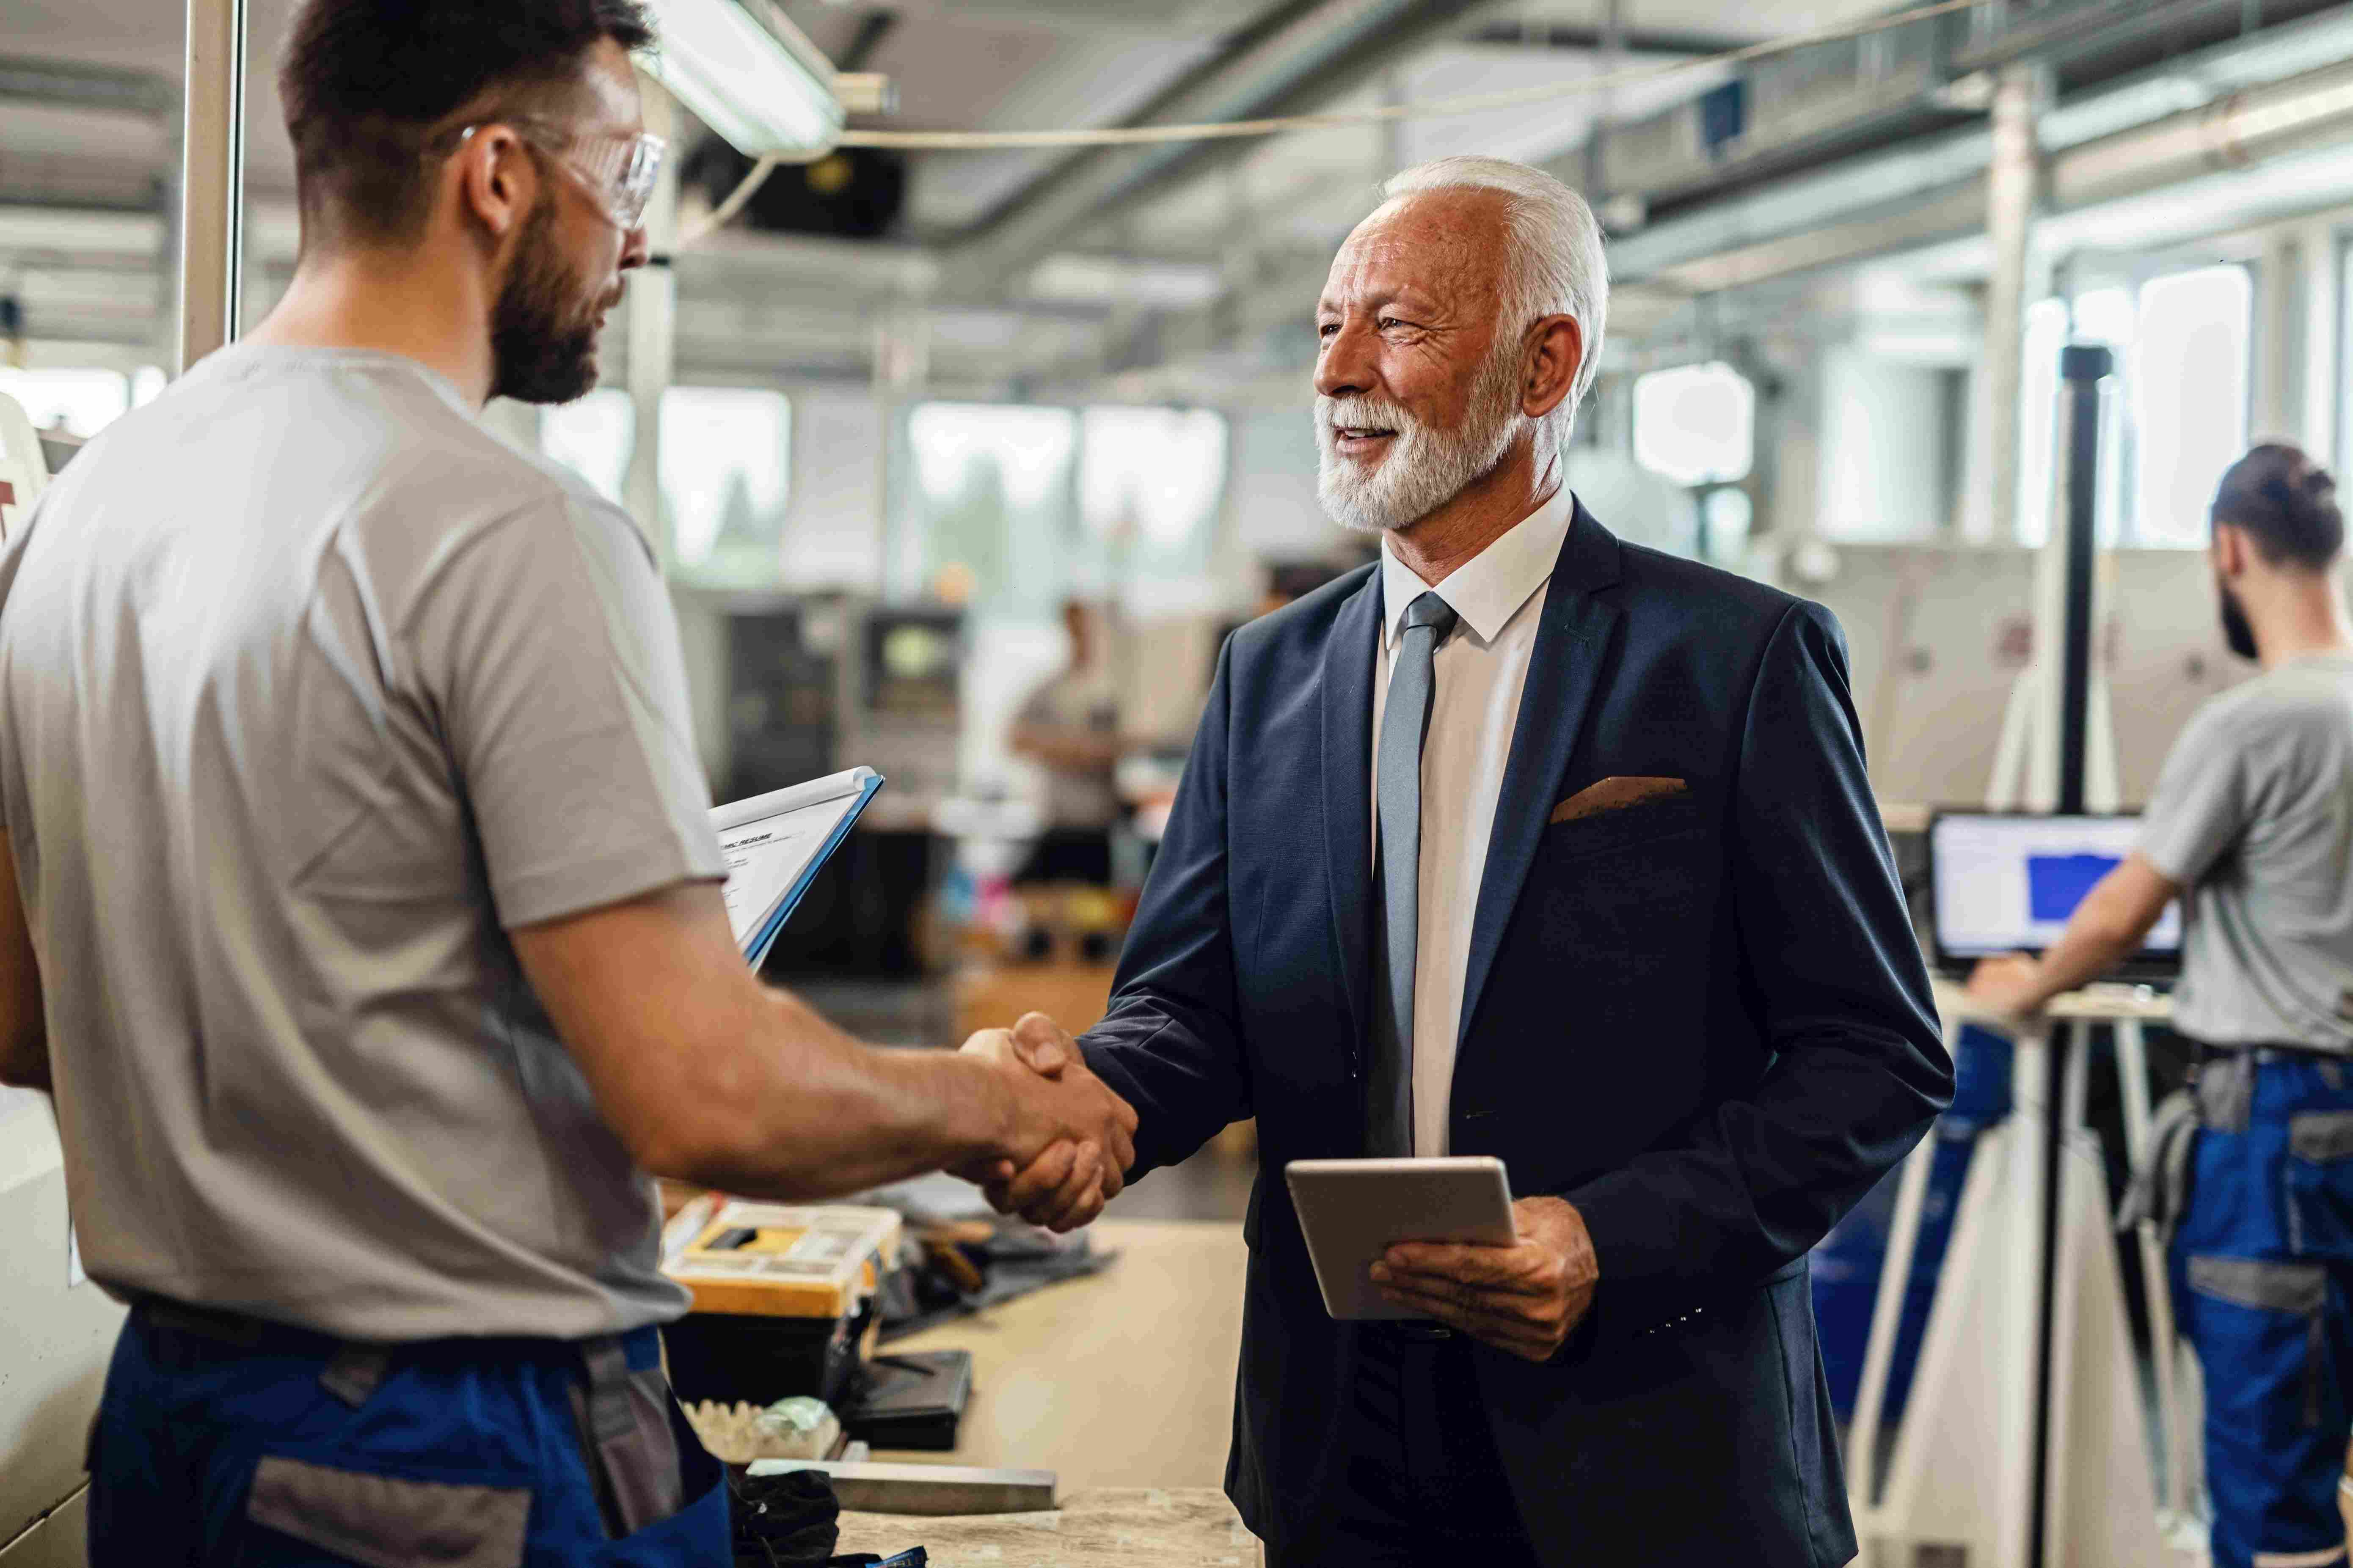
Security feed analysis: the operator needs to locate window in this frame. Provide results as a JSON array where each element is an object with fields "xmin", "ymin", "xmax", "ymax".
[
  {"xmin": 1078, "ymin": 406, "xmax": 1228, "ymax": 613},
  {"xmin": 1631, "ymin": 362, "xmax": 1754, "ymax": 488},
  {"xmin": 2011, "ymin": 267, "xmax": 2249, "ymax": 548},
  {"xmin": 659, "ymin": 386, "xmax": 791, "ymax": 586},
  {"xmin": 2133, "ymin": 266, "xmax": 2249, "ymax": 547},
  {"xmin": 0, "ymin": 369, "xmax": 131, "ymax": 438},
  {"xmin": 898, "ymin": 402, "xmax": 1079, "ymax": 611},
  {"xmin": 540, "ymin": 388, "xmax": 634, "ymax": 505}
]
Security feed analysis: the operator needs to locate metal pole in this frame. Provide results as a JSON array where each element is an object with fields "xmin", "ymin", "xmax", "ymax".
[
  {"xmin": 178, "ymin": 0, "xmax": 247, "ymax": 373},
  {"xmin": 2055, "ymin": 343, "xmax": 2109, "ymax": 818}
]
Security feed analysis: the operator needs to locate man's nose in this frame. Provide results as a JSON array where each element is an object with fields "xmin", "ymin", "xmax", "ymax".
[
  {"xmin": 1314, "ymin": 319, "xmax": 1375, "ymax": 401},
  {"xmin": 618, "ymin": 223, "xmax": 651, "ymax": 272}
]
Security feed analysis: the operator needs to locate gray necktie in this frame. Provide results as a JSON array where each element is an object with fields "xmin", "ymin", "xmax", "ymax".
[{"xmin": 1367, "ymin": 589, "xmax": 1459, "ymax": 1158}]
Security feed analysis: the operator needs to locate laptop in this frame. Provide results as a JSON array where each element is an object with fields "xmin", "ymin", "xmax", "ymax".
[{"xmin": 1926, "ymin": 810, "xmax": 2183, "ymax": 985}]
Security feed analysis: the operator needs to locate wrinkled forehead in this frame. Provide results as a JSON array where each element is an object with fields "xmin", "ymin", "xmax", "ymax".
[{"xmin": 1319, "ymin": 188, "xmax": 1513, "ymax": 315}]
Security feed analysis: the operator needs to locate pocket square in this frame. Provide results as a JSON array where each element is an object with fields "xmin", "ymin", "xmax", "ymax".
[{"xmin": 1549, "ymin": 776, "xmax": 1690, "ymax": 825}]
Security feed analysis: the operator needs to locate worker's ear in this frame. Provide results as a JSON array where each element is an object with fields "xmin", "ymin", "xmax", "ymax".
[
  {"xmin": 452, "ymin": 124, "xmax": 541, "ymax": 253},
  {"xmin": 2212, "ymin": 522, "xmax": 2246, "ymax": 579}
]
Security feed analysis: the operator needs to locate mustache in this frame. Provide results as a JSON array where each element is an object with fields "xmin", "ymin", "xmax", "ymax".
[{"xmin": 1317, "ymin": 395, "xmax": 1416, "ymax": 437}]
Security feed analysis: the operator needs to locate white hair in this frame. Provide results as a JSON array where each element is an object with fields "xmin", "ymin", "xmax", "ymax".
[{"xmin": 1378, "ymin": 155, "xmax": 1610, "ymax": 457}]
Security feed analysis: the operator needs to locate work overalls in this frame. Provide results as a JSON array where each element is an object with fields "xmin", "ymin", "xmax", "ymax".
[
  {"xmin": 2146, "ymin": 1044, "xmax": 2353, "ymax": 1568},
  {"xmin": 83, "ymin": 1296, "xmax": 729, "ymax": 1565}
]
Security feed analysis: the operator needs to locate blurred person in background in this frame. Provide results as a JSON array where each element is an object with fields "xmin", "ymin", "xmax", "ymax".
[
  {"xmin": 1971, "ymin": 444, "xmax": 2353, "ymax": 1568},
  {"xmin": 987, "ymin": 155, "xmax": 1950, "ymax": 1566},
  {"xmin": 1010, "ymin": 597, "xmax": 1136, "ymax": 885},
  {"xmin": 0, "ymin": 3, "xmax": 1130, "ymax": 1560}
]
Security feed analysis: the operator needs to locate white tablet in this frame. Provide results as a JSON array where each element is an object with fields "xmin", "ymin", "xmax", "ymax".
[{"xmin": 1284, "ymin": 1156, "xmax": 1517, "ymax": 1321}]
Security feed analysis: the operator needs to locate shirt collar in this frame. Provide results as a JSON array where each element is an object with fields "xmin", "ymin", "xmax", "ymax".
[{"xmin": 1380, "ymin": 486, "xmax": 1576, "ymax": 649}]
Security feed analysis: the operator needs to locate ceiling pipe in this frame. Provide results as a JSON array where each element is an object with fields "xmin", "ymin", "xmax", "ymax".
[
  {"xmin": 1626, "ymin": 47, "xmax": 2353, "ymax": 294},
  {"xmin": 945, "ymin": 0, "xmax": 1523, "ymax": 295}
]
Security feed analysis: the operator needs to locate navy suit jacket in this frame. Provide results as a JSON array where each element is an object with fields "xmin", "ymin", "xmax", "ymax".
[{"xmin": 1079, "ymin": 506, "xmax": 1952, "ymax": 1565}]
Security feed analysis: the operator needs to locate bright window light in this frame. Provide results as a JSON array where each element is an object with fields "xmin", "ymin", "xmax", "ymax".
[
  {"xmin": 2072, "ymin": 286, "xmax": 2135, "ymax": 347},
  {"xmin": 540, "ymin": 388, "xmax": 635, "ymax": 504},
  {"xmin": 0, "ymin": 369, "xmax": 129, "ymax": 439},
  {"xmin": 638, "ymin": 0, "xmax": 843, "ymax": 156},
  {"xmin": 902, "ymin": 403, "xmax": 1078, "ymax": 610},
  {"xmin": 908, "ymin": 404, "xmax": 1075, "ymax": 513},
  {"xmin": 1632, "ymin": 362, "xmax": 1754, "ymax": 487},
  {"xmin": 1079, "ymin": 407, "xmax": 1226, "ymax": 548},
  {"xmin": 2133, "ymin": 266, "xmax": 2249, "ymax": 548},
  {"xmin": 659, "ymin": 386, "xmax": 790, "ymax": 581}
]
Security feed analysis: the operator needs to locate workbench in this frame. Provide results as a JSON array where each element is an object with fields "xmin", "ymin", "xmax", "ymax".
[
  {"xmin": 835, "ymin": 1487, "xmax": 1261, "ymax": 1567},
  {"xmin": 825, "ymin": 1217, "xmax": 1254, "ymax": 1562},
  {"xmin": 869, "ymin": 1218, "xmax": 1248, "ymax": 1493}
]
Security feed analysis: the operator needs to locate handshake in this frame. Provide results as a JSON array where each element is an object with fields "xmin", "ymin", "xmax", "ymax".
[{"xmin": 954, "ymin": 1012, "xmax": 1139, "ymax": 1232}]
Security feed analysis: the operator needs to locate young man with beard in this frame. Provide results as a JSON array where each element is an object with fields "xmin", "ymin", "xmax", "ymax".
[
  {"xmin": 984, "ymin": 156, "xmax": 1951, "ymax": 1565},
  {"xmin": 1970, "ymin": 444, "xmax": 2353, "ymax": 1568},
  {"xmin": 0, "ymin": 2, "xmax": 1132, "ymax": 1559}
]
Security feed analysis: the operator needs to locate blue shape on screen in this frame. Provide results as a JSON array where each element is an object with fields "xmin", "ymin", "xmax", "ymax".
[{"xmin": 2026, "ymin": 854, "xmax": 2118, "ymax": 922}]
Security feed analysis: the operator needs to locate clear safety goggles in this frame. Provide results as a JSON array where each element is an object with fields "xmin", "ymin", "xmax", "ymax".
[{"xmin": 444, "ymin": 118, "xmax": 668, "ymax": 231}]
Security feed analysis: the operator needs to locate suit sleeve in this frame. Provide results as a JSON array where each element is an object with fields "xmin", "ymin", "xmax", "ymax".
[
  {"xmin": 1077, "ymin": 637, "xmax": 1251, "ymax": 1179},
  {"xmin": 1566, "ymin": 601, "xmax": 1953, "ymax": 1335}
]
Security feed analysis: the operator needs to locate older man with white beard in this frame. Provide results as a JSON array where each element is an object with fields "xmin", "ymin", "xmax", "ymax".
[{"xmin": 981, "ymin": 156, "xmax": 1951, "ymax": 1565}]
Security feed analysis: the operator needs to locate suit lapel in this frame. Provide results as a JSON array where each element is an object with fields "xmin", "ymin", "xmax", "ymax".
[
  {"xmin": 1457, "ymin": 504, "xmax": 1625, "ymax": 1050},
  {"xmin": 1320, "ymin": 571, "xmax": 1383, "ymax": 1062}
]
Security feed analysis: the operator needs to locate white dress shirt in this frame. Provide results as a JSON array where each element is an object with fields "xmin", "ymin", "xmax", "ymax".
[{"xmin": 1371, "ymin": 486, "xmax": 1576, "ymax": 1156}]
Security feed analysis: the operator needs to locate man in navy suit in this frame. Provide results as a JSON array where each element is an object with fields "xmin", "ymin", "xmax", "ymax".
[{"xmin": 983, "ymin": 155, "xmax": 1951, "ymax": 1565}]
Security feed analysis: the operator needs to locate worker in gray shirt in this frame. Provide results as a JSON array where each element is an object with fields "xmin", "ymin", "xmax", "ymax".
[
  {"xmin": 1969, "ymin": 443, "xmax": 2353, "ymax": 1568},
  {"xmin": 0, "ymin": 2, "xmax": 1132, "ymax": 1561}
]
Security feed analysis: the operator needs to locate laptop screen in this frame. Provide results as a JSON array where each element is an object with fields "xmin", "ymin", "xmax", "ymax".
[{"xmin": 1929, "ymin": 812, "xmax": 2183, "ymax": 963}]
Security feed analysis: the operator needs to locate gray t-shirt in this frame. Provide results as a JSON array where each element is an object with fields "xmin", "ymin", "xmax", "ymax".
[
  {"xmin": 2139, "ymin": 652, "xmax": 2353, "ymax": 1050},
  {"xmin": 0, "ymin": 344, "xmax": 725, "ymax": 1340}
]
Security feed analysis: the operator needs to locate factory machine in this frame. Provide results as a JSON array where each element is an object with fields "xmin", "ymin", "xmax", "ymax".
[{"xmin": 713, "ymin": 594, "xmax": 965, "ymax": 980}]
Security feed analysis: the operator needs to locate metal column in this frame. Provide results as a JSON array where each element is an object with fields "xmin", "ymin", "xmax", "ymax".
[
  {"xmin": 1976, "ymin": 63, "xmax": 2046, "ymax": 544},
  {"xmin": 622, "ymin": 80, "xmax": 680, "ymax": 564},
  {"xmin": 177, "ymin": 0, "xmax": 248, "ymax": 373},
  {"xmin": 2301, "ymin": 220, "xmax": 2341, "ymax": 468}
]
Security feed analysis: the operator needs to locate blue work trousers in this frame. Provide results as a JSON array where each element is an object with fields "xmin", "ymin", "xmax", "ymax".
[
  {"xmin": 85, "ymin": 1301, "xmax": 729, "ymax": 1566},
  {"xmin": 2175, "ymin": 1053, "xmax": 2353, "ymax": 1568}
]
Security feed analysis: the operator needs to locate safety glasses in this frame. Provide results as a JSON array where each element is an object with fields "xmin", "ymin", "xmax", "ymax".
[{"xmin": 442, "ymin": 118, "xmax": 669, "ymax": 231}]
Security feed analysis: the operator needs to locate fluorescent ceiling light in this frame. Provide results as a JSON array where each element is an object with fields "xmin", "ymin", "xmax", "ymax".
[{"xmin": 639, "ymin": 0, "xmax": 845, "ymax": 157}]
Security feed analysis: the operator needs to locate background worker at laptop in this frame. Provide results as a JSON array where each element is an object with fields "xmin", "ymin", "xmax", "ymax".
[
  {"xmin": 0, "ymin": 2, "xmax": 1133, "ymax": 1561},
  {"xmin": 1968, "ymin": 443, "xmax": 2353, "ymax": 1568}
]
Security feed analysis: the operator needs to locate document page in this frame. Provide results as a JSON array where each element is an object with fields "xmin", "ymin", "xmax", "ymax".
[
  {"xmin": 711, "ymin": 767, "xmax": 883, "ymax": 963},
  {"xmin": 720, "ymin": 813, "xmax": 833, "ymax": 949}
]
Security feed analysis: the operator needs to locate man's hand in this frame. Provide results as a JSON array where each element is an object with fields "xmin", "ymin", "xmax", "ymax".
[
  {"xmin": 1965, "ymin": 952, "xmax": 2047, "ymax": 1022},
  {"xmin": 957, "ymin": 1013, "xmax": 1137, "ymax": 1232},
  {"xmin": 1372, "ymin": 1196, "xmax": 1598, "ymax": 1363}
]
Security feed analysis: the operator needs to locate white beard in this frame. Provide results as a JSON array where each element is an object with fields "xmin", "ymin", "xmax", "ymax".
[{"xmin": 1314, "ymin": 347, "xmax": 1525, "ymax": 535}]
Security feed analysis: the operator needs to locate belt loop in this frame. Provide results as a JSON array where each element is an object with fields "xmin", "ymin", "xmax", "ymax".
[
  {"xmin": 574, "ymin": 1331, "xmax": 684, "ymax": 1538},
  {"xmin": 2195, "ymin": 1048, "xmax": 2257, "ymax": 1134},
  {"xmin": 318, "ymin": 1343, "xmax": 391, "ymax": 1408},
  {"xmin": 581, "ymin": 1334, "xmax": 636, "ymax": 1443}
]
